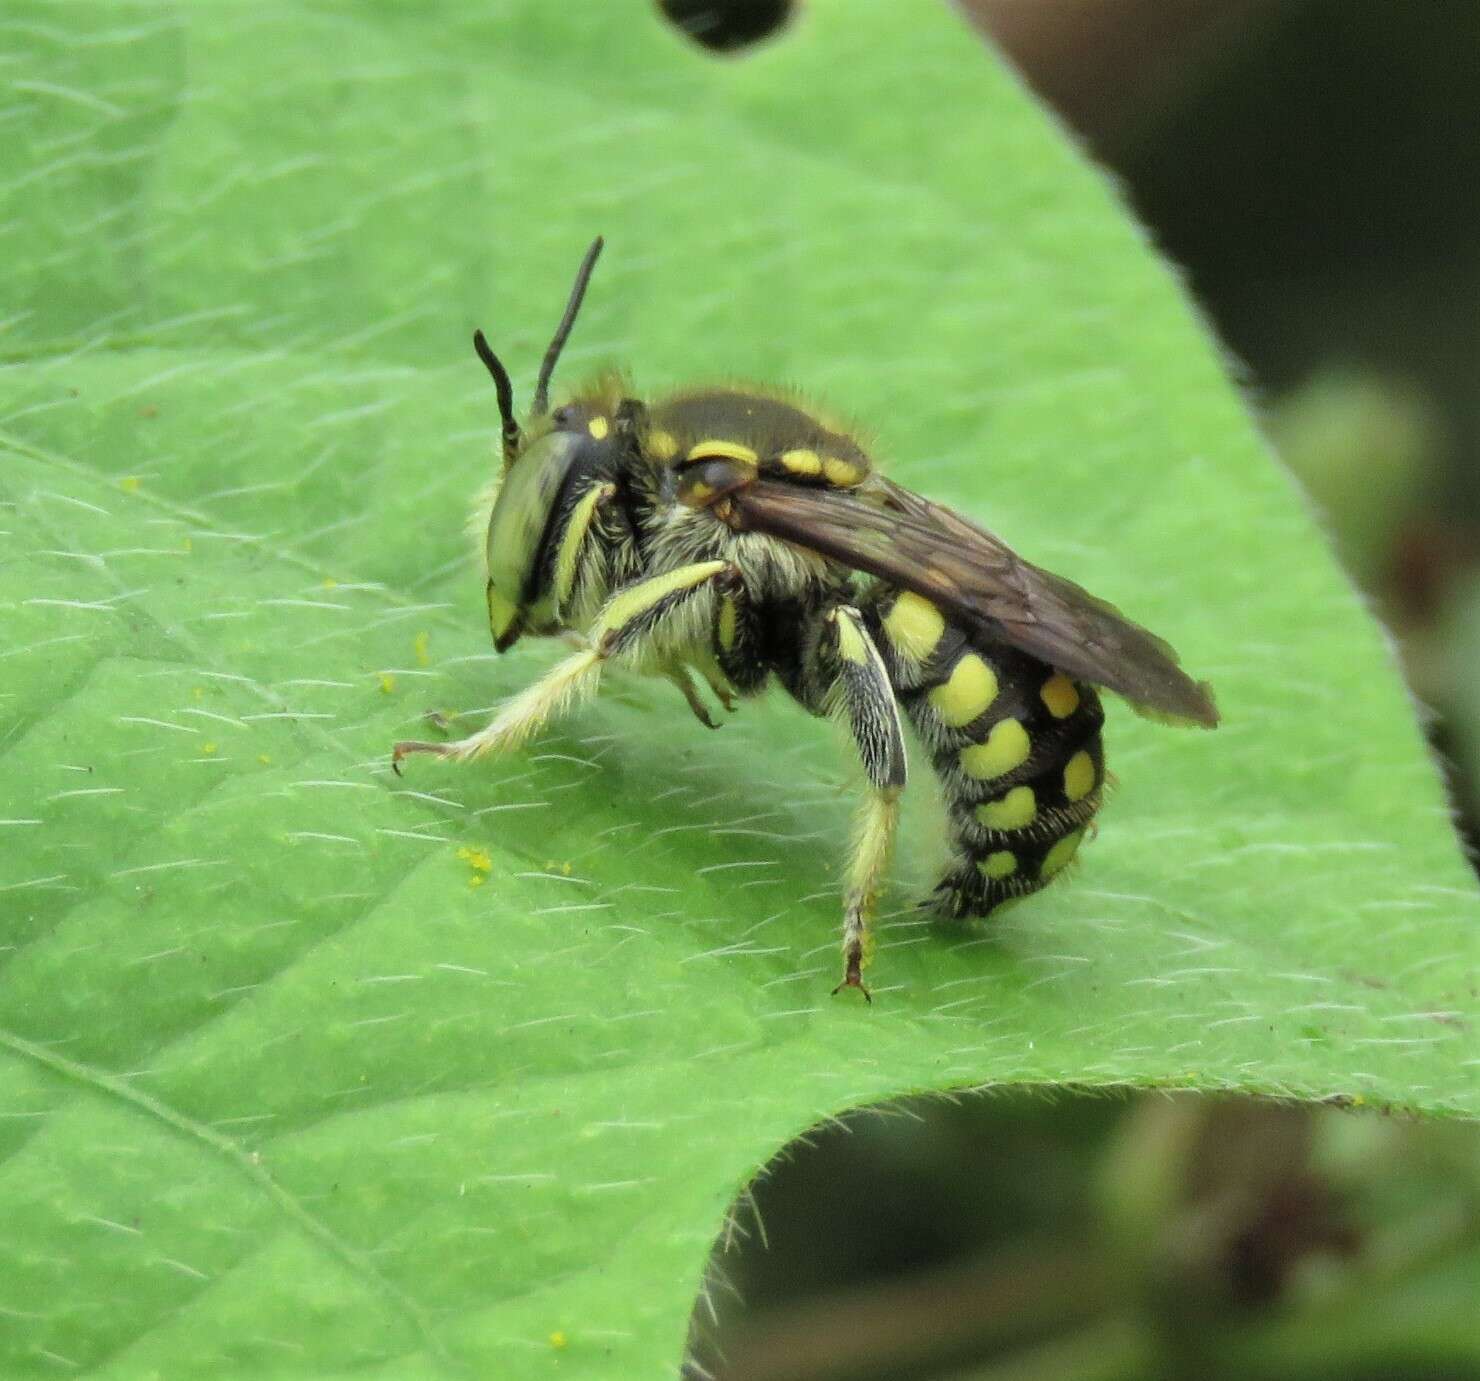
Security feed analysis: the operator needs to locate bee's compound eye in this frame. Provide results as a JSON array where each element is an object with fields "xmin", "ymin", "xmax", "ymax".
[
  {"xmin": 677, "ymin": 457, "xmax": 754, "ymax": 509},
  {"xmin": 485, "ymin": 430, "xmax": 583, "ymax": 640}
]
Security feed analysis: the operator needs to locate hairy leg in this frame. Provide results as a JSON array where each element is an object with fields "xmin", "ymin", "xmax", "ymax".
[
  {"xmin": 815, "ymin": 604, "xmax": 907, "ymax": 1000},
  {"xmin": 393, "ymin": 560, "xmax": 732, "ymax": 770}
]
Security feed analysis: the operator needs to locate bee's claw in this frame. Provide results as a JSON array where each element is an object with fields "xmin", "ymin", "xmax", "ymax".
[
  {"xmin": 392, "ymin": 739, "xmax": 449, "ymax": 774},
  {"xmin": 670, "ymin": 669, "xmax": 725, "ymax": 729},
  {"xmin": 831, "ymin": 944, "xmax": 873, "ymax": 1003}
]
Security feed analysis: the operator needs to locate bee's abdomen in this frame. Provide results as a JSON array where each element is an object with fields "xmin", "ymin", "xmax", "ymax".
[{"xmin": 864, "ymin": 590, "xmax": 1106, "ymax": 919}]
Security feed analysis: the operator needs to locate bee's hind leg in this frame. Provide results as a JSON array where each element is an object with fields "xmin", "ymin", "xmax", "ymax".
[
  {"xmin": 812, "ymin": 604, "xmax": 907, "ymax": 1001},
  {"xmin": 393, "ymin": 560, "xmax": 732, "ymax": 772}
]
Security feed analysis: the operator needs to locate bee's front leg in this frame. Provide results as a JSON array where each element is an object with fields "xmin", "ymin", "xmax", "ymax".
[
  {"xmin": 393, "ymin": 561, "xmax": 733, "ymax": 771},
  {"xmin": 814, "ymin": 604, "xmax": 907, "ymax": 1001}
]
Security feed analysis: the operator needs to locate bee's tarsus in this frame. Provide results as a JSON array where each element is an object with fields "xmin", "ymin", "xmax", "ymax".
[
  {"xmin": 391, "ymin": 739, "xmax": 448, "ymax": 771},
  {"xmin": 831, "ymin": 950, "xmax": 872, "ymax": 1004},
  {"xmin": 669, "ymin": 668, "xmax": 725, "ymax": 730}
]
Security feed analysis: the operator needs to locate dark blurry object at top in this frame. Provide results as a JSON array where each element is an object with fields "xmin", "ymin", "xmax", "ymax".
[{"xmin": 658, "ymin": 0, "xmax": 794, "ymax": 53}]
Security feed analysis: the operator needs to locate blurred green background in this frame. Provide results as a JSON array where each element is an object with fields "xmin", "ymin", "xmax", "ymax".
[
  {"xmin": 668, "ymin": 2, "xmax": 1480, "ymax": 1377},
  {"xmin": 1, "ymin": 0, "xmax": 1474, "ymax": 1374}
]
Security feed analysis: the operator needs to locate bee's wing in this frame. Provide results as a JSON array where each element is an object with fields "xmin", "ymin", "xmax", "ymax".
[{"xmin": 726, "ymin": 475, "xmax": 1219, "ymax": 727}]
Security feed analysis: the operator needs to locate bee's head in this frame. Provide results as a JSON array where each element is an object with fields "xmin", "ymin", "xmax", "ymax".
[{"xmin": 475, "ymin": 238, "xmax": 611, "ymax": 653}]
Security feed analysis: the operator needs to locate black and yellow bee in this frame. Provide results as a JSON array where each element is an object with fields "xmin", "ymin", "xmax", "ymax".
[{"xmin": 394, "ymin": 239, "xmax": 1218, "ymax": 998}]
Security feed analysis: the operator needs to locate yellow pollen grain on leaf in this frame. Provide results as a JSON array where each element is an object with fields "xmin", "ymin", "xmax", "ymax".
[
  {"xmin": 378, "ymin": 672, "xmax": 397, "ymax": 695},
  {"xmin": 456, "ymin": 845, "xmax": 493, "ymax": 885},
  {"xmin": 181, "ymin": 537, "xmax": 193, "ymax": 554},
  {"xmin": 976, "ymin": 786, "xmax": 1037, "ymax": 832},
  {"xmin": 587, "ymin": 415, "xmax": 610, "ymax": 440},
  {"xmin": 822, "ymin": 456, "xmax": 864, "ymax": 486},
  {"xmin": 192, "ymin": 686, "xmax": 205, "ymax": 702},
  {"xmin": 928, "ymin": 654, "xmax": 998, "ymax": 728},
  {"xmin": 1064, "ymin": 750, "xmax": 1096, "ymax": 802},
  {"xmin": 257, "ymin": 754, "xmax": 272, "ymax": 766},
  {"xmin": 648, "ymin": 430, "xmax": 678, "ymax": 460},
  {"xmin": 960, "ymin": 718, "xmax": 1030, "ymax": 780},
  {"xmin": 322, "ymin": 576, "xmax": 338, "ymax": 590},
  {"xmin": 1040, "ymin": 829, "xmax": 1085, "ymax": 878},
  {"xmin": 979, "ymin": 850, "xmax": 1017, "ymax": 880},
  {"xmin": 414, "ymin": 631, "xmax": 431, "ymax": 667},
  {"xmin": 549, "ymin": 1331, "xmax": 569, "ymax": 1351},
  {"xmin": 689, "ymin": 439, "xmax": 758, "ymax": 465},
  {"xmin": 779, "ymin": 448, "xmax": 822, "ymax": 476},
  {"xmin": 1040, "ymin": 674, "xmax": 1079, "ymax": 719},
  {"xmin": 119, "ymin": 476, "xmax": 141, "ymax": 493},
  {"xmin": 201, "ymin": 742, "xmax": 218, "ymax": 755},
  {"xmin": 883, "ymin": 592, "xmax": 944, "ymax": 661}
]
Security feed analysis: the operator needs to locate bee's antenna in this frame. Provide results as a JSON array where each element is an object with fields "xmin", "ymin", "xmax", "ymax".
[
  {"xmin": 532, "ymin": 236, "xmax": 604, "ymax": 416},
  {"xmin": 472, "ymin": 329, "xmax": 522, "ymax": 466}
]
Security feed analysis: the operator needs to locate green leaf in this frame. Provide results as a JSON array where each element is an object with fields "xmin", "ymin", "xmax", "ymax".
[{"xmin": 2, "ymin": 1, "xmax": 1475, "ymax": 1375}]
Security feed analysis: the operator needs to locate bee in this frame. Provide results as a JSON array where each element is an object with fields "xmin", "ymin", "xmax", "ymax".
[{"xmin": 393, "ymin": 239, "xmax": 1219, "ymax": 998}]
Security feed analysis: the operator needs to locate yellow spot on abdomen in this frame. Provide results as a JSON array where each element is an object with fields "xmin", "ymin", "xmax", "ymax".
[
  {"xmin": 960, "ymin": 718, "xmax": 1030, "ymax": 780},
  {"xmin": 928, "ymin": 654, "xmax": 998, "ymax": 728},
  {"xmin": 587, "ymin": 415, "xmax": 609, "ymax": 440},
  {"xmin": 1063, "ymin": 750, "xmax": 1096, "ymax": 802},
  {"xmin": 980, "ymin": 850, "xmax": 1017, "ymax": 880},
  {"xmin": 689, "ymin": 439, "xmax": 758, "ymax": 466},
  {"xmin": 1040, "ymin": 674, "xmax": 1079, "ymax": 719},
  {"xmin": 976, "ymin": 786, "xmax": 1036, "ymax": 832},
  {"xmin": 779, "ymin": 448, "xmax": 822, "ymax": 476},
  {"xmin": 1041, "ymin": 829, "xmax": 1085, "ymax": 878},
  {"xmin": 822, "ymin": 456, "xmax": 864, "ymax": 487},
  {"xmin": 883, "ymin": 592, "xmax": 944, "ymax": 662},
  {"xmin": 649, "ymin": 430, "xmax": 678, "ymax": 461}
]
